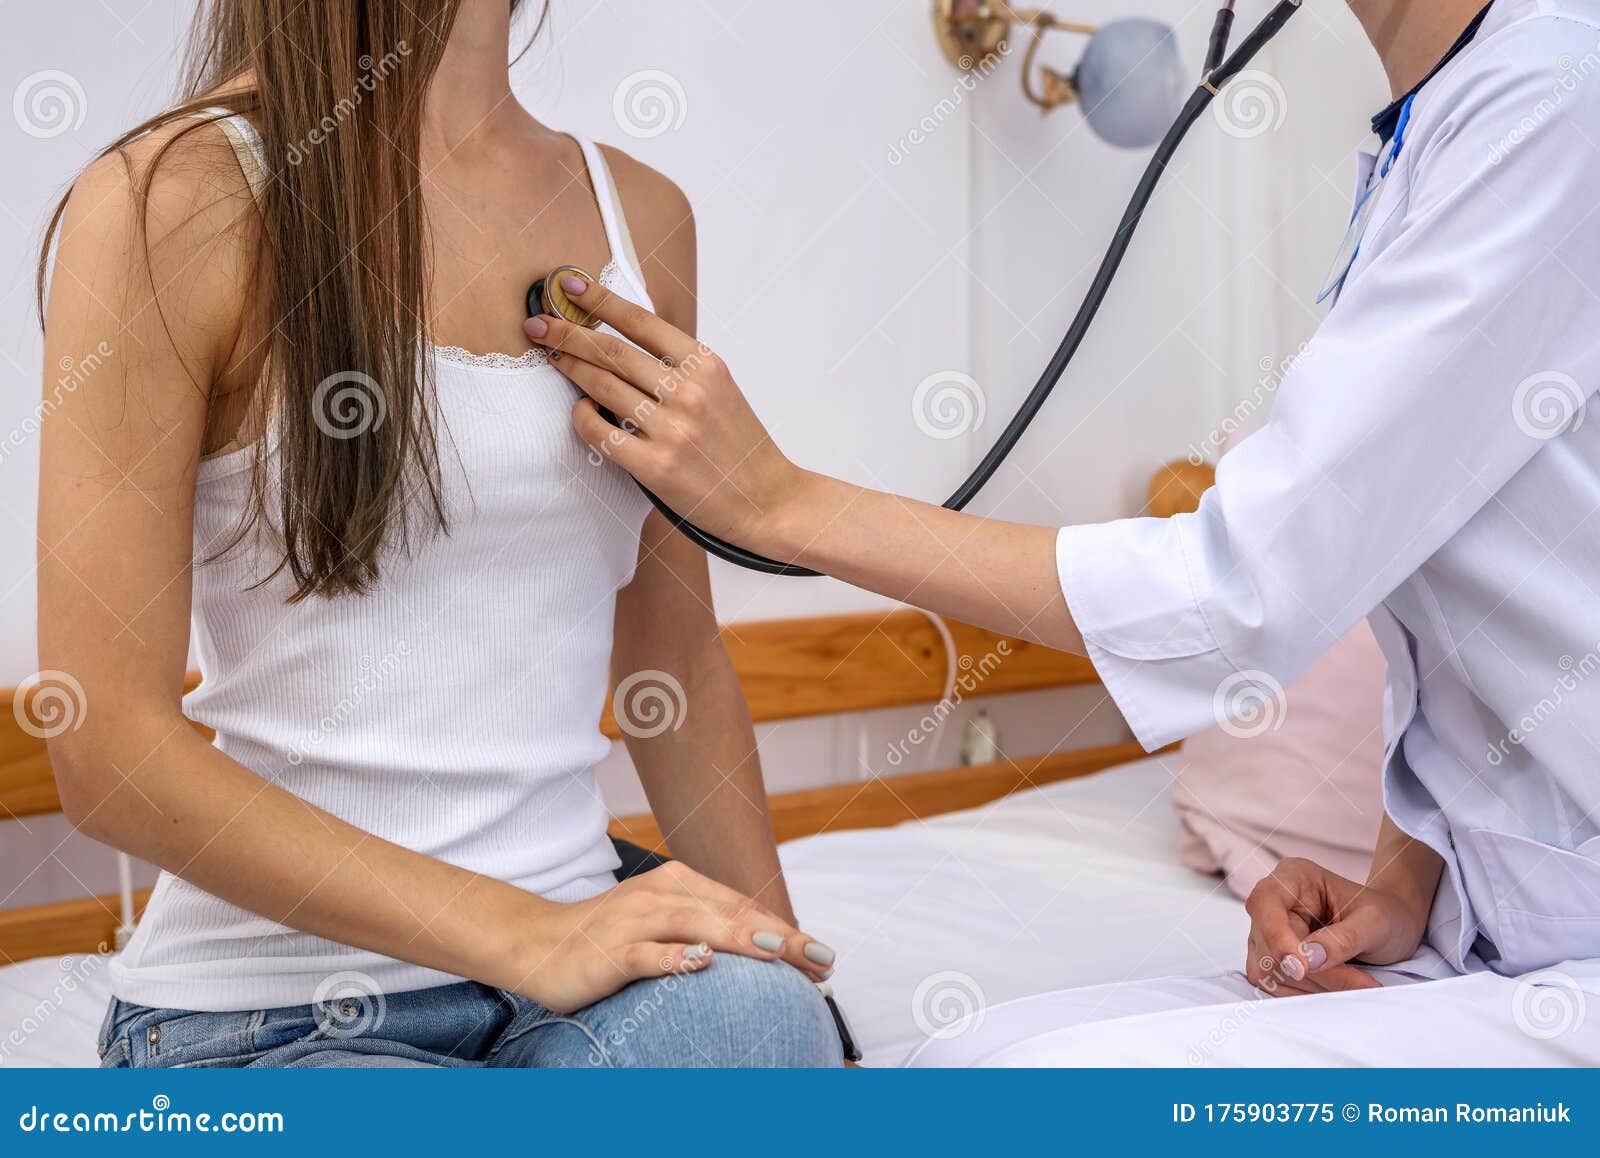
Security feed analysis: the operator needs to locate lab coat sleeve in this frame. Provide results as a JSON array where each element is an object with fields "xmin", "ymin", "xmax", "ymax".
[{"xmin": 1059, "ymin": 35, "xmax": 1600, "ymax": 751}]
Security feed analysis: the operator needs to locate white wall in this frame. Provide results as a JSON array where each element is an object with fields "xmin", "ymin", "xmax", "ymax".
[
  {"xmin": 964, "ymin": 0, "xmax": 1386, "ymax": 530},
  {"xmin": 0, "ymin": 1, "xmax": 1385, "ymax": 903}
]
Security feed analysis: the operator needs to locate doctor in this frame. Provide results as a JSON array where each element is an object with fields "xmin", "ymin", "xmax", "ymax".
[{"xmin": 528, "ymin": 0, "xmax": 1600, "ymax": 1063}]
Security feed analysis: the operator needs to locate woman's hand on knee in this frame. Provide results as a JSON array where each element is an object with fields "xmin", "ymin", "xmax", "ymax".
[
  {"xmin": 625, "ymin": 861, "xmax": 836, "ymax": 978},
  {"xmin": 1243, "ymin": 857, "xmax": 1424, "ymax": 998},
  {"xmin": 512, "ymin": 861, "xmax": 835, "ymax": 1013}
]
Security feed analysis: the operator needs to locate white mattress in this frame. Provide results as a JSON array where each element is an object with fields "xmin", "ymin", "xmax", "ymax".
[
  {"xmin": 781, "ymin": 753, "xmax": 1250, "ymax": 1065},
  {"xmin": 0, "ymin": 755, "xmax": 1244, "ymax": 1068}
]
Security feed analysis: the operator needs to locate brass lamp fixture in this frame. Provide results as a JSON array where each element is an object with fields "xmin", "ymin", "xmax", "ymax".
[
  {"xmin": 932, "ymin": 0, "xmax": 1095, "ymax": 112},
  {"xmin": 931, "ymin": 0, "xmax": 1188, "ymax": 148}
]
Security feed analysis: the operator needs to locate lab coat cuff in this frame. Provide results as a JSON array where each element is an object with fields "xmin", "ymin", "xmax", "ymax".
[{"xmin": 1057, "ymin": 520, "xmax": 1237, "ymax": 752}]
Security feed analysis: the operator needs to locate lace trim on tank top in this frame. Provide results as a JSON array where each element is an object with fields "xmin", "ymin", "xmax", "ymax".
[{"xmin": 431, "ymin": 260, "xmax": 625, "ymax": 371}]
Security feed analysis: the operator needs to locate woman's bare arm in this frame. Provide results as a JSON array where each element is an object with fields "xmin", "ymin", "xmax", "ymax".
[
  {"xmin": 766, "ymin": 476, "xmax": 1076, "ymax": 652},
  {"xmin": 606, "ymin": 153, "xmax": 800, "ymax": 928},
  {"xmin": 614, "ymin": 514, "xmax": 798, "ymax": 926}
]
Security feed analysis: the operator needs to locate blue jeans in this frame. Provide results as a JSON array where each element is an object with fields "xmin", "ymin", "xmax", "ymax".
[{"xmin": 98, "ymin": 955, "xmax": 840, "ymax": 1068}]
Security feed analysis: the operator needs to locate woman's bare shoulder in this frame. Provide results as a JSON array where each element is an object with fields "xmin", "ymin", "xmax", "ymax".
[
  {"xmin": 596, "ymin": 145, "xmax": 697, "ymax": 328},
  {"xmin": 68, "ymin": 115, "xmax": 256, "ymax": 253},
  {"xmin": 597, "ymin": 147, "xmax": 692, "ymax": 230},
  {"xmin": 51, "ymin": 115, "xmax": 259, "ymax": 382}
]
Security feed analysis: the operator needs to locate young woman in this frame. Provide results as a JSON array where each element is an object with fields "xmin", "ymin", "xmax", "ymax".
[{"xmin": 38, "ymin": 0, "xmax": 839, "ymax": 1068}]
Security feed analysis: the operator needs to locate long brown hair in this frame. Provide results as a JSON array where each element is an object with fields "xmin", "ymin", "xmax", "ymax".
[{"xmin": 38, "ymin": 0, "xmax": 545, "ymax": 599}]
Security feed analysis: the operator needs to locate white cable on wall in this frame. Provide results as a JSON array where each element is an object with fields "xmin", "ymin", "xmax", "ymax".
[
  {"xmin": 114, "ymin": 851, "xmax": 136, "ymax": 952},
  {"xmin": 912, "ymin": 605, "xmax": 960, "ymax": 771},
  {"xmin": 916, "ymin": 607, "xmax": 959, "ymax": 706},
  {"xmin": 851, "ymin": 604, "xmax": 960, "ymax": 781}
]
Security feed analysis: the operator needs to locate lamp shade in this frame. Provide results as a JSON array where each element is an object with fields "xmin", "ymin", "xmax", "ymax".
[{"xmin": 1074, "ymin": 19, "xmax": 1187, "ymax": 149}]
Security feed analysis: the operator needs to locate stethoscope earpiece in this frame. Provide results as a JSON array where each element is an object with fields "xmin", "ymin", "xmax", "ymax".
[{"xmin": 526, "ymin": 264, "xmax": 602, "ymax": 329}]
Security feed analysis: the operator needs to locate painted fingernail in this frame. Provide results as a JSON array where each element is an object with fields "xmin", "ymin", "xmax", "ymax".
[
  {"xmin": 561, "ymin": 275, "xmax": 589, "ymax": 295},
  {"xmin": 1280, "ymin": 954, "xmax": 1306, "ymax": 981},
  {"xmin": 803, "ymin": 942, "xmax": 836, "ymax": 967},
  {"xmin": 525, "ymin": 316, "xmax": 549, "ymax": 338},
  {"xmin": 752, "ymin": 931, "xmax": 786, "ymax": 953},
  {"xmin": 682, "ymin": 942, "xmax": 710, "ymax": 961},
  {"xmin": 818, "ymin": 966, "xmax": 835, "ymax": 981},
  {"xmin": 1302, "ymin": 941, "xmax": 1328, "ymax": 970},
  {"xmin": 815, "ymin": 980, "xmax": 834, "ymax": 999}
]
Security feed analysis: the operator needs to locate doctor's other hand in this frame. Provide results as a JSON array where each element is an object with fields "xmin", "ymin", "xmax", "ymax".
[
  {"xmin": 525, "ymin": 279, "xmax": 807, "ymax": 554},
  {"xmin": 1243, "ymin": 857, "xmax": 1429, "ymax": 998}
]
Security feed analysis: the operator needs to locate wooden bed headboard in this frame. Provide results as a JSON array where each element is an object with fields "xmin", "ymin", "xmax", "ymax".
[{"xmin": 0, "ymin": 461, "xmax": 1214, "ymax": 964}]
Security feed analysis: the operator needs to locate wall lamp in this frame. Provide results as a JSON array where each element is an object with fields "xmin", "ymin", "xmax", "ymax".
[{"xmin": 931, "ymin": 0, "xmax": 1190, "ymax": 148}]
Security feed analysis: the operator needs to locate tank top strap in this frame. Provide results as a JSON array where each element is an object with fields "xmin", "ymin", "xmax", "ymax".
[
  {"xmin": 573, "ymin": 136, "xmax": 648, "ymax": 296},
  {"xmin": 195, "ymin": 107, "xmax": 269, "ymax": 204}
]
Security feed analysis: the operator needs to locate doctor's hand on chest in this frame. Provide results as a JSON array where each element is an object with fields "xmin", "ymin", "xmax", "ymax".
[
  {"xmin": 525, "ymin": 277, "xmax": 805, "ymax": 555},
  {"xmin": 524, "ymin": 277, "xmax": 1080, "ymax": 654}
]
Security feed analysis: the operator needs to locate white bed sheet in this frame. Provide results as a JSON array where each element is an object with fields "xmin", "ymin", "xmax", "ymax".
[
  {"xmin": 780, "ymin": 753, "xmax": 1250, "ymax": 1065},
  {"xmin": 0, "ymin": 755, "xmax": 1245, "ymax": 1068},
  {"xmin": 0, "ymin": 951, "xmax": 116, "ymax": 1068}
]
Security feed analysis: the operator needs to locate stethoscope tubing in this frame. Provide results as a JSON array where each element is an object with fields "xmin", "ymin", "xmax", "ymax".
[{"xmin": 613, "ymin": 0, "xmax": 1305, "ymax": 577}]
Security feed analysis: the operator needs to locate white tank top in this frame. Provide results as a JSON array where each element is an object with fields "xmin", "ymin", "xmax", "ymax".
[{"xmin": 110, "ymin": 113, "xmax": 654, "ymax": 1011}]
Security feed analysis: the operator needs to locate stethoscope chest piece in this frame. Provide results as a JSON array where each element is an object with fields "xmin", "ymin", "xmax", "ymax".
[{"xmin": 527, "ymin": 264, "xmax": 602, "ymax": 329}]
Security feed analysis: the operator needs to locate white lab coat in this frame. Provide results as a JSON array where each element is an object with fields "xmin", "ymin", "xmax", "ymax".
[
  {"xmin": 922, "ymin": 0, "xmax": 1600, "ymax": 1065},
  {"xmin": 907, "ymin": 964, "xmax": 1600, "ymax": 1066}
]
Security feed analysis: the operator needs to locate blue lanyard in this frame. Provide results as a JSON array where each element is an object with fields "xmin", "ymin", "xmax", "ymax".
[
  {"xmin": 1380, "ymin": 94, "xmax": 1415, "ymax": 180},
  {"xmin": 1317, "ymin": 93, "xmax": 1416, "ymax": 304}
]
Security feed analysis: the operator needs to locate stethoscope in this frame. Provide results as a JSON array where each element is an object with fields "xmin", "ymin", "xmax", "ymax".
[{"xmin": 529, "ymin": 0, "xmax": 1306, "ymax": 577}]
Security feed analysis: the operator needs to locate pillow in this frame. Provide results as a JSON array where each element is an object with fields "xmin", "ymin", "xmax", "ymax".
[{"xmin": 1171, "ymin": 623, "xmax": 1387, "ymax": 899}]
